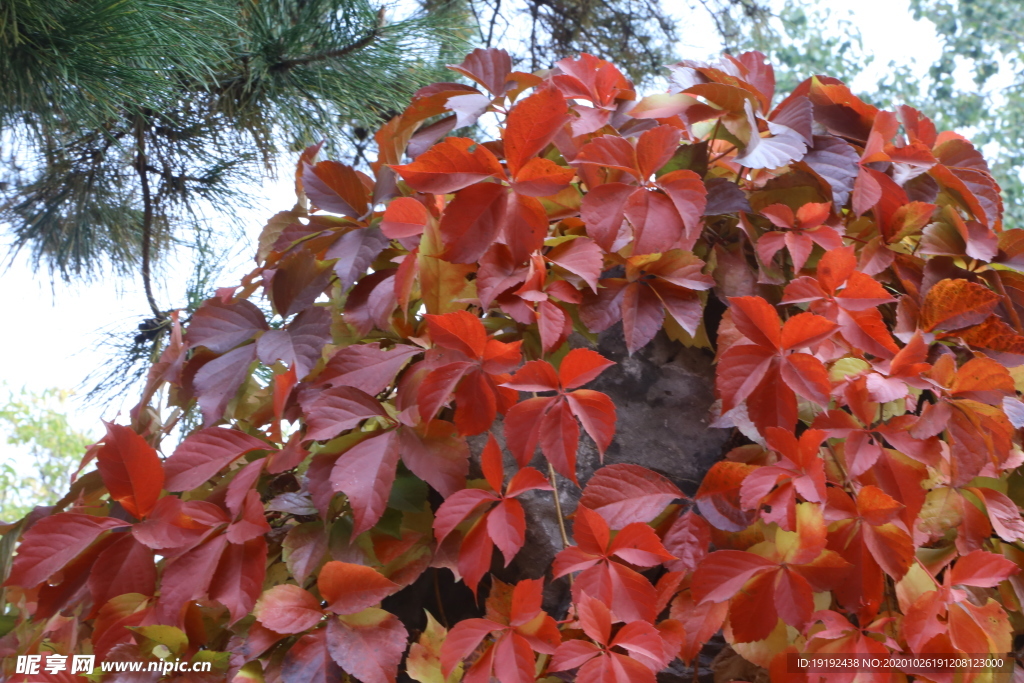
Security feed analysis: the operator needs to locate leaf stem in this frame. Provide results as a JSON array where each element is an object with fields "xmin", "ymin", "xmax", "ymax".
[{"xmin": 987, "ymin": 271, "xmax": 1024, "ymax": 334}]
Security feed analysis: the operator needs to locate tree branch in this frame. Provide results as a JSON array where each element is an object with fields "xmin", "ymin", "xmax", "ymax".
[
  {"xmin": 270, "ymin": 11, "xmax": 385, "ymax": 72},
  {"xmin": 134, "ymin": 118, "xmax": 163, "ymax": 319}
]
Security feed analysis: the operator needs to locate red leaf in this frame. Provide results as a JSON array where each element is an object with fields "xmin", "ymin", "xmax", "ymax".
[
  {"xmin": 88, "ymin": 534, "xmax": 156, "ymax": 610},
  {"xmin": 186, "ymin": 298, "xmax": 268, "ymax": 353},
  {"xmin": 194, "ymin": 344, "xmax": 257, "ymax": 425},
  {"xmin": 780, "ymin": 353, "xmax": 832, "ymax": 406},
  {"xmin": 493, "ymin": 631, "xmax": 537, "ymax": 683},
  {"xmin": 504, "ymin": 360, "xmax": 560, "ymax": 392},
  {"xmin": 209, "ymin": 536, "xmax": 267, "ymax": 624},
  {"xmin": 651, "ymin": 283, "xmax": 704, "ymax": 337},
  {"xmin": 433, "ymin": 488, "xmax": 500, "ymax": 545},
  {"xmin": 319, "ymin": 561, "xmax": 400, "ymax": 615},
  {"xmin": 578, "ymin": 592, "xmax": 613, "ymax": 644},
  {"xmin": 302, "ymin": 160, "xmax": 369, "ymax": 217},
  {"xmin": 581, "ymin": 183, "xmax": 637, "ymax": 251},
  {"xmin": 636, "ymin": 125, "xmax": 683, "ymax": 179},
  {"xmin": 576, "ymin": 561, "xmax": 659, "ymax": 623},
  {"xmin": 505, "ymin": 466, "xmax": 553, "ymax": 498},
  {"xmin": 487, "ymin": 498, "xmax": 527, "ymax": 565},
  {"xmin": 283, "ymin": 522, "xmax": 329, "ymax": 584},
  {"xmin": 670, "ymin": 590, "xmax": 728, "ymax": 664},
  {"xmin": 691, "ymin": 550, "xmax": 774, "ymax": 603},
  {"xmin": 156, "ymin": 534, "xmax": 229, "ymax": 624},
  {"xmin": 254, "ymin": 585, "xmax": 324, "ymax": 634},
  {"xmin": 574, "ymin": 135, "xmax": 640, "ymax": 177},
  {"xmin": 449, "ymin": 48, "xmax": 513, "ymax": 96},
  {"xmin": 164, "ymin": 426, "xmax": 269, "ymax": 492},
  {"xmin": 715, "ymin": 343, "xmax": 775, "ymax": 414},
  {"xmin": 131, "ymin": 497, "xmax": 228, "ymax": 552},
  {"xmin": 747, "ymin": 363, "xmax": 799, "ymax": 433},
  {"xmin": 622, "ymin": 282, "xmax": 665, "ymax": 354},
  {"xmin": 559, "ymin": 348, "xmax": 616, "ymax": 389},
  {"xmin": 569, "ymin": 387, "xmax": 614, "ymax": 456},
  {"xmin": 728, "ymin": 570, "xmax": 780, "ymax": 642},
  {"xmin": 611, "ymin": 620, "xmax": 668, "ymax": 668},
  {"xmin": 318, "ymin": 343, "xmax": 421, "ymax": 396},
  {"xmin": 609, "ymin": 523, "xmax": 675, "ymax": 566},
  {"xmin": 579, "ymin": 464, "xmax": 682, "ymax": 528},
  {"xmin": 662, "ymin": 511, "xmax": 711, "ymax": 573},
  {"xmin": 625, "ymin": 189, "xmax": 684, "ymax": 255},
  {"xmin": 257, "ymin": 306, "xmax": 332, "ymax": 378},
  {"xmin": 458, "ymin": 515, "xmax": 496, "ymax": 595},
  {"xmin": 502, "ymin": 396, "xmax": 551, "ymax": 467},
  {"xmin": 392, "ymin": 137, "xmax": 503, "ymax": 194},
  {"xmin": 481, "ymin": 433, "xmax": 505, "ymax": 492},
  {"xmin": 282, "ymin": 629, "xmax": 342, "ymax": 683},
  {"xmin": 503, "ymin": 191, "xmax": 549, "ymax": 263},
  {"xmin": 729, "ymin": 296, "xmax": 782, "ymax": 348},
  {"xmin": 537, "ymin": 299, "xmax": 572, "ymax": 354},
  {"xmin": 551, "ymin": 639, "xmax": 601, "ymax": 672},
  {"xmin": 571, "ymin": 504, "xmax": 612, "ymax": 556},
  {"xmin": 326, "ymin": 227, "xmax": 390, "ymax": 292},
  {"xmin": 512, "ymin": 157, "xmax": 575, "ymax": 197},
  {"xmin": 426, "ymin": 310, "xmax": 488, "ymax": 357},
  {"xmin": 397, "ymin": 421, "xmax": 470, "ymax": 498},
  {"xmin": 861, "ymin": 522, "xmax": 914, "ymax": 580},
  {"xmin": 97, "ymin": 423, "xmax": 164, "ymax": 519},
  {"xmin": 5, "ymin": 513, "xmax": 124, "ymax": 589},
  {"xmin": 226, "ymin": 489, "xmax": 272, "ymax": 544},
  {"xmin": 380, "ymin": 197, "xmax": 429, "ymax": 239},
  {"xmin": 440, "ymin": 182, "xmax": 508, "ymax": 264},
  {"xmin": 504, "ymin": 86, "xmax": 569, "ymax": 176},
  {"xmin": 539, "ymin": 400, "xmax": 581, "ymax": 484},
  {"xmin": 659, "ymin": 170, "xmax": 707, "ymax": 248},
  {"xmin": 441, "ymin": 618, "xmax": 503, "ymax": 677},
  {"xmin": 949, "ymin": 549, "xmax": 1018, "ymax": 588},
  {"xmin": 694, "ymin": 461, "xmax": 757, "ymax": 532},
  {"xmin": 327, "ymin": 609, "xmax": 409, "ymax": 683},
  {"xmin": 780, "ymin": 312, "xmax": 838, "ymax": 350},
  {"xmin": 270, "ymin": 245, "xmax": 336, "ymax": 317},
  {"xmin": 329, "ymin": 431, "xmax": 402, "ymax": 535},
  {"xmin": 773, "ymin": 566, "xmax": 815, "ymax": 631},
  {"xmin": 970, "ymin": 487, "xmax": 1024, "ymax": 542},
  {"xmin": 546, "ymin": 238, "xmax": 603, "ymax": 293},
  {"xmin": 304, "ymin": 386, "xmax": 387, "ymax": 442}
]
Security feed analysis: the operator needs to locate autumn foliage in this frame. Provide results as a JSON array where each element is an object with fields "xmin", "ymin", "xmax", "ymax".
[{"xmin": 4, "ymin": 47, "xmax": 1024, "ymax": 683}]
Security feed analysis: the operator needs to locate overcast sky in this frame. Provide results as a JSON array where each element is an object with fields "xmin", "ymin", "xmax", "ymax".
[{"xmin": 0, "ymin": 0, "xmax": 955, "ymax": 448}]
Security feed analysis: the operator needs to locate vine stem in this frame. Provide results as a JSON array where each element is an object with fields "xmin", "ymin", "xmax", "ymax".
[
  {"xmin": 433, "ymin": 569, "xmax": 448, "ymax": 628},
  {"xmin": 547, "ymin": 462, "xmax": 570, "ymax": 548}
]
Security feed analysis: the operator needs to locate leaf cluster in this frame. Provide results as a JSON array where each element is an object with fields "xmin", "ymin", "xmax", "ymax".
[{"xmin": 3, "ymin": 47, "xmax": 1024, "ymax": 683}]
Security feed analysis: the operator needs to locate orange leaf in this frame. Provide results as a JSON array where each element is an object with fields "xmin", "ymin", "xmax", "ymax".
[
  {"xmin": 919, "ymin": 279, "xmax": 1000, "ymax": 332},
  {"xmin": 392, "ymin": 137, "xmax": 503, "ymax": 194},
  {"xmin": 503, "ymin": 86, "xmax": 569, "ymax": 176}
]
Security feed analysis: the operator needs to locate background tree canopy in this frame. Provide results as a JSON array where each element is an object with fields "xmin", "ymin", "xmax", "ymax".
[
  {"xmin": 0, "ymin": 0, "xmax": 467, "ymax": 293},
  {"xmin": 0, "ymin": 0, "xmax": 773, "ymax": 296}
]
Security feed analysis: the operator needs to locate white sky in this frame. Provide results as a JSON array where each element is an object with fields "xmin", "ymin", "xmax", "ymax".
[{"xmin": 0, "ymin": 0, "xmax": 962, "ymax": 450}]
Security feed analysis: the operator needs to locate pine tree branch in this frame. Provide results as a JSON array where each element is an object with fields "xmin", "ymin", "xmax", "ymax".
[
  {"xmin": 134, "ymin": 118, "xmax": 163, "ymax": 320},
  {"xmin": 269, "ymin": 10, "xmax": 385, "ymax": 73}
]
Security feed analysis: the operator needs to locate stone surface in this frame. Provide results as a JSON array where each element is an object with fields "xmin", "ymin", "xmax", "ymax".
[{"xmin": 582, "ymin": 326, "xmax": 731, "ymax": 495}]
